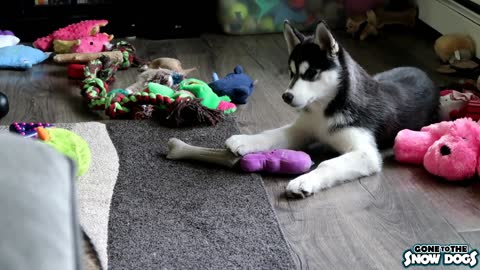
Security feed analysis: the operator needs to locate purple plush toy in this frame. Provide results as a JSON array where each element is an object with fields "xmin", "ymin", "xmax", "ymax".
[
  {"xmin": 167, "ymin": 138, "xmax": 313, "ymax": 174},
  {"xmin": 0, "ymin": 30, "xmax": 14, "ymax": 36},
  {"xmin": 240, "ymin": 149, "xmax": 312, "ymax": 174}
]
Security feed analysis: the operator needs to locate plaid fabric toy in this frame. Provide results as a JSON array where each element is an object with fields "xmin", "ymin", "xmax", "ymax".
[{"xmin": 440, "ymin": 89, "xmax": 480, "ymax": 121}]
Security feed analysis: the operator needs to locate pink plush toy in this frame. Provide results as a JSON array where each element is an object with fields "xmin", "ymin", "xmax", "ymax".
[
  {"xmin": 70, "ymin": 33, "xmax": 113, "ymax": 53},
  {"xmin": 394, "ymin": 117, "xmax": 480, "ymax": 181},
  {"xmin": 33, "ymin": 20, "xmax": 112, "ymax": 53}
]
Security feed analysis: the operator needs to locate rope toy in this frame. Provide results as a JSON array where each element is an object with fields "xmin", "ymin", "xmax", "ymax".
[{"xmin": 111, "ymin": 41, "xmax": 139, "ymax": 69}]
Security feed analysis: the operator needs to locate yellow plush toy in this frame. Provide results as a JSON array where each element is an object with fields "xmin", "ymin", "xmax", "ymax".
[{"xmin": 434, "ymin": 34, "xmax": 478, "ymax": 73}]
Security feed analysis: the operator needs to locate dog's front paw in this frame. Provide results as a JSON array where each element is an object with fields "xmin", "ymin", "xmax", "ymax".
[
  {"xmin": 286, "ymin": 173, "xmax": 322, "ymax": 198},
  {"xmin": 225, "ymin": 134, "xmax": 270, "ymax": 156}
]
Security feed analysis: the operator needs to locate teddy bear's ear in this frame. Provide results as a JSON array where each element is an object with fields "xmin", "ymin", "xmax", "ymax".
[
  {"xmin": 90, "ymin": 25, "xmax": 100, "ymax": 35},
  {"xmin": 234, "ymin": 65, "xmax": 243, "ymax": 74}
]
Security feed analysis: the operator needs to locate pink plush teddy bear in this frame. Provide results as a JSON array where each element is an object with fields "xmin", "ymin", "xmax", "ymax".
[{"xmin": 394, "ymin": 117, "xmax": 480, "ymax": 181}]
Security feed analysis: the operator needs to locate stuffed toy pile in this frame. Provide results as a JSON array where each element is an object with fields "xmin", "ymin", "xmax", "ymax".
[
  {"xmin": 394, "ymin": 117, "xmax": 480, "ymax": 181},
  {"xmin": 80, "ymin": 52, "xmax": 239, "ymax": 127},
  {"xmin": 75, "ymin": 49, "xmax": 259, "ymax": 127}
]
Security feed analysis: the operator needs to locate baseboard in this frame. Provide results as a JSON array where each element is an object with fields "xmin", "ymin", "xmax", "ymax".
[{"xmin": 416, "ymin": 0, "xmax": 480, "ymax": 58}]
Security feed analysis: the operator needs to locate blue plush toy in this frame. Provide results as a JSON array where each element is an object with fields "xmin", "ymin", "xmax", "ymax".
[
  {"xmin": 0, "ymin": 45, "xmax": 50, "ymax": 70},
  {"xmin": 208, "ymin": 65, "xmax": 255, "ymax": 104}
]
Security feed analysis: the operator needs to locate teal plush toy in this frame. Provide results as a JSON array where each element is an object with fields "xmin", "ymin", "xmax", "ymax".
[{"xmin": 0, "ymin": 45, "xmax": 50, "ymax": 69}]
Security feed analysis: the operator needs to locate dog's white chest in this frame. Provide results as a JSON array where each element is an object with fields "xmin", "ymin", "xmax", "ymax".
[{"xmin": 297, "ymin": 107, "xmax": 332, "ymax": 143}]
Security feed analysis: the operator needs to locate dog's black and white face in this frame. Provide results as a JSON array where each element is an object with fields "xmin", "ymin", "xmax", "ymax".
[{"xmin": 282, "ymin": 21, "xmax": 341, "ymax": 109}]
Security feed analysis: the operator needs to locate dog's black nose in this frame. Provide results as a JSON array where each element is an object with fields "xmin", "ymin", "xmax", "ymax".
[
  {"xmin": 440, "ymin": 145, "xmax": 451, "ymax": 156},
  {"xmin": 282, "ymin": 92, "xmax": 294, "ymax": 104}
]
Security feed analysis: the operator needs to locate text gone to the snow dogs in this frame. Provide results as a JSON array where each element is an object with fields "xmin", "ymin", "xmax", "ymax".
[{"xmin": 403, "ymin": 244, "xmax": 478, "ymax": 267}]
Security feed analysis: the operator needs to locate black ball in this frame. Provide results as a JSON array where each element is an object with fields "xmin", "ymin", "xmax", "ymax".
[{"xmin": 0, "ymin": 92, "xmax": 9, "ymax": 119}]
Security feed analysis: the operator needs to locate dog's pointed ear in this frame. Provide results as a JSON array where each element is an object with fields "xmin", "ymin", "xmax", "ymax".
[
  {"xmin": 314, "ymin": 21, "xmax": 339, "ymax": 55},
  {"xmin": 283, "ymin": 20, "xmax": 303, "ymax": 54}
]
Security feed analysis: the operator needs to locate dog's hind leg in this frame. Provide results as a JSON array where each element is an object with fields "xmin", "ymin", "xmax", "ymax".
[
  {"xmin": 225, "ymin": 122, "xmax": 312, "ymax": 156},
  {"xmin": 286, "ymin": 127, "xmax": 382, "ymax": 198}
]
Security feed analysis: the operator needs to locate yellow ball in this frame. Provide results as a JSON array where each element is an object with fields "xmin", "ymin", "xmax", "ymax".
[{"xmin": 228, "ymin": 2, "xmax": 249, "ymax": 20}]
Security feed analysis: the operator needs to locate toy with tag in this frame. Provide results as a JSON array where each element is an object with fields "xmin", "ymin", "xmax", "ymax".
[{"xmin": 434, "ymin": 34, "xmax": 479, "ymax": 74}]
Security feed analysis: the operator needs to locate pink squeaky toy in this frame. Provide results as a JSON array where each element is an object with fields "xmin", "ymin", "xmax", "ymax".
[
  {"xmin": 394, "ymin": 117, "xmax": 480, "ymax": 181},
  {"xmin": 71, "ymin": 33, "xmax": 112, "ymax": 53}
]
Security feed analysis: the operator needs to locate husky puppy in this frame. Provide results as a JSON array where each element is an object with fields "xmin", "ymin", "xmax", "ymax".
[{"xmin": 226, "ymin": 20, "xmax": 439, "ymax": 198}]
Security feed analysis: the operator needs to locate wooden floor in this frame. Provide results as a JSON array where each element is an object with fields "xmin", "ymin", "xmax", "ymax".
[{"xmin": 1, "ymin": 26, "xmax": 480, "ymax": 269}]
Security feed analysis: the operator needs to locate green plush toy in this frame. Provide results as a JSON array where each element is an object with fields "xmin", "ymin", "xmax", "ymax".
[
  {"xmin": 147, "ymin": 82, "xmax": 176, "ymax": 97},
  {"xmin": 38, "ymin": 127, "xmax": 91, "ymax": 177},
  {"xmin": 148, "ymin": 82, "xmax": 196, "ymax": 101},
  {"xmin": 179, "ymin": 78, "xmax": 235, "ymax": 112}
]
